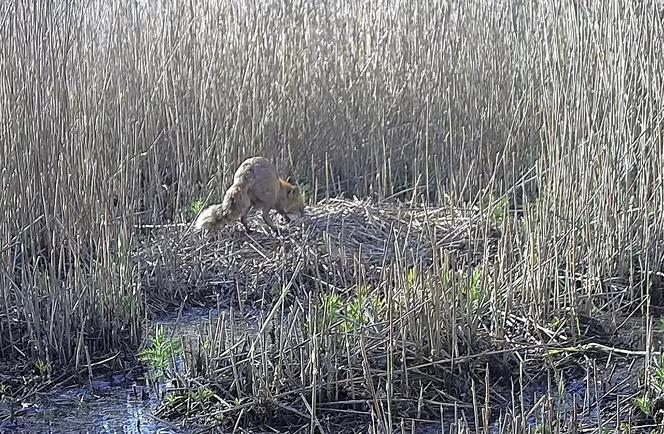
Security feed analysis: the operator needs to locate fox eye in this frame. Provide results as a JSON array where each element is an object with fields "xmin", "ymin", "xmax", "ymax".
[{"xmin": 289, "ymin": 186, "xmax": 299, "ymax": 197}]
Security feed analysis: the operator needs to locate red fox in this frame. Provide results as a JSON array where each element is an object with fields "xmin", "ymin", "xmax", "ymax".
[{"xmin": 195, "ymin": 156, "xmax": 305, "ymax": 234}]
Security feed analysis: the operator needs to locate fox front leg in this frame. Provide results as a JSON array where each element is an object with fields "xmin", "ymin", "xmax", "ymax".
[
  {"xmin": 240, "ymin": 215, "xmax": 253, "ymax": 234},
  {"xmin": 261, "ymin": 209, "xmax": 280, "ymax": 234}
]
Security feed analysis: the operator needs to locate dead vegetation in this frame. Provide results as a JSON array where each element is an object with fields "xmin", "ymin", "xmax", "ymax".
[
  {"xmin": 1, "ymin": 0, "xmax": 664, "ymax": 432},
  {"xmin": 135, "ymin": 199, "xmax": 652, "ymax": 432},
  {"xmin": 136, "ymin": 198, "xmax": 500, "ymax": 310}
]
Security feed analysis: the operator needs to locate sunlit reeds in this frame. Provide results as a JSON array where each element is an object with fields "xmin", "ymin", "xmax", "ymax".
[{"xmin": 1, "ymin": 0, "xmax": 663, "ymax": 431}]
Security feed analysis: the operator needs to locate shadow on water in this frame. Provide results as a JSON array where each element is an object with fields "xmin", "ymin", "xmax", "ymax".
[
  {"xmin": 414, "ymin": 360, "xmax": 637, "ymax": 434},
  {"xmin": 0, "ymin": 378, "xmax": 181, "ymax": 434}
]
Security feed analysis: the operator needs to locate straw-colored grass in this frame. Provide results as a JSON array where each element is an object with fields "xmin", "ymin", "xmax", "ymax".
[{"xmin": 1, "ymin": 0, "xmax": 664, "ymax": 431}]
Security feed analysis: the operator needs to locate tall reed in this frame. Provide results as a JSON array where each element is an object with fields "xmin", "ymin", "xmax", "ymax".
[{"xmin": 0, "ymin": 2, "xmax": 662, "ymax": 427}]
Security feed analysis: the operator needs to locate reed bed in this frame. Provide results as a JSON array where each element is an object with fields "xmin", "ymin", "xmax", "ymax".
[
  {"xmin": 136, "ymin": 198, "xmax": 646, "ymax": 432},
  {"xmin": 0, "ymin": 0, "xmax": 663, "ymax": 431}
]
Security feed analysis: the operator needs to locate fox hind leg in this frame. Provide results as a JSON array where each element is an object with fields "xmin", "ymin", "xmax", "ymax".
[{"xmin": 240, "ymin": 206, "xmax": 253, "ymax": 233}]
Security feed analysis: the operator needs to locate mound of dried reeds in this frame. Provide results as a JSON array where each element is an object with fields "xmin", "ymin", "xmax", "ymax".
[
  {"xmin": 134, "ymin": 198, "xmax": 500, "ymax": 310},
  {"xmin": 137, "ymin": 197, "xmax": 656, "ymax": 432},
  {"xmin": 133, "ymin": 199, "xmax": 545, "ymax": 431}
]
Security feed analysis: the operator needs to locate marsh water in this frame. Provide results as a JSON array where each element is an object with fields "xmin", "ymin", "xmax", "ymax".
[
  {"xmin": 0, "ymin": 307, "xmax": 637, "ymax": 434},
  {"xmin": 0, "ymin": 308, "xmax": 220, "ymax": 434},
  {"xmin": 0, "ymin": 379, "xmax": 178, "ymax": 433}
]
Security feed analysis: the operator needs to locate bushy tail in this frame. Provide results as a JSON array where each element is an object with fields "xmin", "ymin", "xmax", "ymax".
[
  {"xmin": 194, "ymin": 183, "xmax": 250, "ymax": 231},
  {"xmin": 194, "ymin": 204, "xmax": 225, "ymax": 231}
]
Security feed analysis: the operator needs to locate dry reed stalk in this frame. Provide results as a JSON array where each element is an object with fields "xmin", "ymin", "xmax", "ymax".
[{"xmin": 0, "ymin": 0, "xmax": 663, "ymax": 431}]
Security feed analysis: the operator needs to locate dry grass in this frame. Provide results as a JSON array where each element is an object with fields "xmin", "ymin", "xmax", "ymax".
[
  {"xmin": 137, "ymin": 199, "xmax": 641, "ymax": 432},
  {"xmin": 135, "ymin": 198, "xmax": 504, "ymax": 428},
  {"xmin": 1, "ymin": 0, "xmax": 664, "ymax": 431},
  {"xmin": 136, "ymin": 198, "xmax": 499, "ymax": 308}
]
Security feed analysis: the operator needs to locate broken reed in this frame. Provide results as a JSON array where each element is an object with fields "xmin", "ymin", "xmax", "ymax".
[
  {"xmin": 0, "ymin": 0, "xmax": 662, "ymax": 417},
  {"xmin": 142, "ymin": 201, "xmax": 506, "ymax": 431},
  {"xmin": 147, "ymin": 200, "xmax": 634, "ymax": 432}
]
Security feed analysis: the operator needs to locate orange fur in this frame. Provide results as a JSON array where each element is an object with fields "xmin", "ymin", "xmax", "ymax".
[{"xmin": 195, "ymin": 157, "xmax": 305, "ymax": 233}]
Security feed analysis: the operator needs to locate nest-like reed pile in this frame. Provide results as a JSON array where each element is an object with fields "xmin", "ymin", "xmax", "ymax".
[
  {"xmin": 134, "ymin": 198, "xmax": 501, "ymax": 312},
  {"xmin": 132, "ymin": 199, "xmax": 518, "ymax": 431}
]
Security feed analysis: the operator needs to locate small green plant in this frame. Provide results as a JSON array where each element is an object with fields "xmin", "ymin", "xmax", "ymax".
[
  {"xmin": 618, "ymin": 422, "xmax": 631, "ymax": 434},
  {"xmin": 164, "ymin": 392, "xmax": 182, "ymax": 406},
  {"xmin": 493, "ymin": 196, "xmax": 508, "ymax": 222},
  {"xmin": 342, "ymin": 291, "xmax": 369, "ymax": 333},
  {"xmin": 635, "ymin": 394, "xmax": 653, "ymax": 417},
  {"xmin": 316, "ymin": 293, "xmax": 343, "ymax": 330},
  {"xmin": 634, "ymin": 352, "xmax": 664, "ymax": 420},
  {"xmin": 370, "ymin": 292, "xmax": 386, "ymax": 316},
  {"xmin": 315, "ymin": 287, "xmax": 385, "ymax": 335},
  {"xmin": 406, "ymin": 267, "xmax": 418, "ymax": 288},
  {"xmin": 324, "ymin": 292, "xmax": 342, "ymax": 322},
  {"xmin": 479, "ymin": 191, "xmax": 508, "ymax": 222},
  {"xmin": 188, "ymin": 199, "xmax": 205, "ymax": 219},
  {"xmin": 192, "ymin": 386, "xmax": 215, "ymax": 404},
  {"xmin": 347, "ymin": 290, "xmax": 367, "ymax": 322},
  {"xmin": 341, "ymin": 286, "xmax": 386, "ymax": 334},
  {"xmin": 634, "ymin": 353, "xmax": 664, "ymax": 421},
  {"xmin": 459, "ymin": 266, "xmax": 485, "ymax": 306},
  {"xmin": 655, "ymin": 355, "xmax": 664, "ymax": 387},
  {"xmin": 34, "ymin": 359, "xmax": 49, "ymax": 379},
  {"xmin": 139, "ymin": 326, "xmax": 182, "ymax": 379}
]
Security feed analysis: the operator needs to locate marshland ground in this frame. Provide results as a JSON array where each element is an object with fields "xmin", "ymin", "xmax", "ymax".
[{"xmin": 2, "ymin": 0, "xmax": 664, "ymax": 433}]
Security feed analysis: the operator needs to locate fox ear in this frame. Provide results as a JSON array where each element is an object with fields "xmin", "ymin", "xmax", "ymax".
[{"xmin": 285, "ymin": 175, "xmax": 295, "ymax": 185}]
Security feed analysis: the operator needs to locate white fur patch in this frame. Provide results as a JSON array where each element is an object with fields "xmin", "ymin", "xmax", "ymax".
[{"xmin": 195, "ymin": 205, "xmax": 222, "ymax": 231}]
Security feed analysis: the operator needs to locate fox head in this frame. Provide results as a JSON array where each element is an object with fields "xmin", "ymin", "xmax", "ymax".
[{"xmin": 282, "ymin": 177, "xmax": 306, "ymax": 218}]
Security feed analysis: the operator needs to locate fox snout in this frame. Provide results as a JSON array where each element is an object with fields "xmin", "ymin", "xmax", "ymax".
[
  {"xmin": 287, "ymin": 208, "xmax": 305, "ymax": 221},
  {"xmin": 281, "ymin": 198, "xmax": 305, "ymax": 223}
]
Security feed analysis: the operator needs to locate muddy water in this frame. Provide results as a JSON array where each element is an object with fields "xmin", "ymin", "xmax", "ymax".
[
  {"xmin": 0, "ymin": 380, "xmax": 182, "ymax": 433},
  {"xmin": 0, "ymin": 308, "xmax": 229, "ymax": 434}
]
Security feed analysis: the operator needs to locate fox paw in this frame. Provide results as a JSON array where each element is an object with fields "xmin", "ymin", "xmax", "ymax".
[{"xmin": 271, "ymin": 226, "xmax": 288, "ymax": 237}]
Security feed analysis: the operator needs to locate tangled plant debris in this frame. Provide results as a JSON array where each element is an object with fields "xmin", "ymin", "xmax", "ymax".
[
  {"xmin": 132, "ymin": 199, "xmax": 654, "ymax": 432},
  {"xmin": 2, "ymin": 0, "xmax": 664, "ymax": 432}
]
